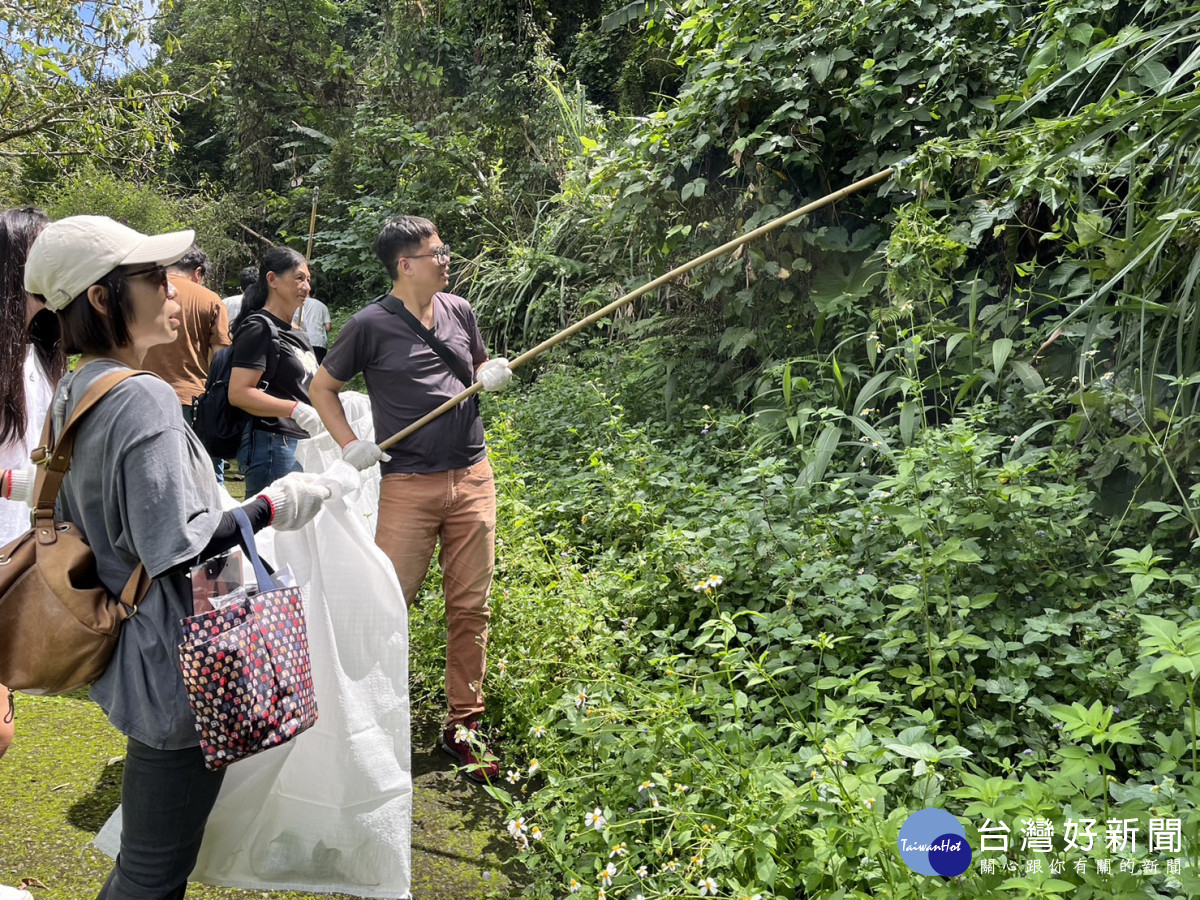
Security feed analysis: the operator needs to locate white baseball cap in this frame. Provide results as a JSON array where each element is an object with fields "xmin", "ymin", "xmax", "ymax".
[{"xmin": 24, "ymin": 215, "xmax": 195, "ymax": 311}]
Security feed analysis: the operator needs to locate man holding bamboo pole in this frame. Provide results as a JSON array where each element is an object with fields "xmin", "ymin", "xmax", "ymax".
[{"xmin": 309, "ymin": 215, "xmax": 512, "ymax": 782}]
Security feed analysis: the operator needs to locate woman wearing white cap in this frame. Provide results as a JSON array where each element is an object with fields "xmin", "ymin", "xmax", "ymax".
[{"xmin": 22, "ymin": 215, "xmax": 332, "ymax": 899}]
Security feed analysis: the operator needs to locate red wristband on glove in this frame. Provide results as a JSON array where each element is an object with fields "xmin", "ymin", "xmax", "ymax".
[{"xmin": 259, "ymin": 493, "xmax": 276, "ymax": 525}]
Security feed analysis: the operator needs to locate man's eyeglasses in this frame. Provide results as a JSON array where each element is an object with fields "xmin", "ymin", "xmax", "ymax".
[
  {"xmin": 407, "ymin": 246, "xmax": 452, "ymax": 263},
  {"xmin": 124, "ymin": 264, "xmax": 170, "ymax": 289}
]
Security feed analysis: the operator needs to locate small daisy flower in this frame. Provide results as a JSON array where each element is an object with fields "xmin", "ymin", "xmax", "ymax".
[
  {"xmin": 569, "ymin": 878, "xmax": 581, "ymax": 893},
  {"xmin": 664, "ymin": 859, "xmax": 678, "ymax": 872},
  {"xmin": 585, "ymin": 808, "xmax": 606, "ymax": 831},
  {"xmin": 690, "ymin": 853, "xmax": 704, "ymax": 867},
  {"xmin": 516, "ymin": 834, "xmax": 529, "ymax": 851},
  {"xmin": 575, "ymin": 690, "xmax": 588, "ymax": 708},
  {"xmin": 636, "ymin": 865, "xmax": 648, "ymax": 877},
  {"xmin": 506, "ymin": 769, "xmax": 521, "ymax": 785},
  {"xmin": 528, "ymin": 759, "xmax": 540, "ymax": 775},
  {"xmin": 600, "ymin": 862, "xmax": 618, "ymax": 886},
  {"xmin": 495, "ymin": 659, "xmax": 507, "ymax": 675},
  {"xmin": 674, "ymin": 782, "xmax": 689, "ymax": 794},
  {"xmin": 454, "ymin": 724, "xmax": 470, "ymax": 743},
  {"xmin": 610, "ymin": 843, "xmax": 628, "ymax": 858},
  {"xmin": 529, "ymin": 825, "xmax": 544, "ymax": 841},
  {"xmin": 699, "ymin": 876, "xmax": 719, "ymax": 895},
  {"xmin": 531, "ymin": 724, "xmax": 547, "ymax": 738},
  {"xmin": 650, "ymin": 794, "xmax": 661, "ymax": 808},
  {"xmin": 638, "ymin": 779, "xmax": 652, "ymax": 793},
  {"xmin": 864, "ymin": 797, "xmax": 875, "ymax": 809},
  {"xmin": 597, "ymin": 890, "xmax": 607, "ymax": 900},
  {"xmin": 506, "ymin": 817, "xmax": 525, "ymax": 838}
]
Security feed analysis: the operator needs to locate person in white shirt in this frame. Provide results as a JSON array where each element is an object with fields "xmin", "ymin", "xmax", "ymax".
[{"xmin": 293, "ymin": 295, "xmax": 332, "ymax": 362}]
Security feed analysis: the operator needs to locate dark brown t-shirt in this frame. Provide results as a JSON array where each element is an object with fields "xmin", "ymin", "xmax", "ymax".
[
  {"xmin": 141, "ymin": 276, "xmax": 231, "ymax": 405},
  {"xmin": 323, "ymin": 292, "xmax": 489, "ymax": 474}
]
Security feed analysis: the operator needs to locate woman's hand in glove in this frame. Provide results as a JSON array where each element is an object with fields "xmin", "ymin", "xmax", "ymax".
[
  {"xmin": 257, "ymin": 472, "xmax": 332, "ymax": 531},
  {"xmin": 290, "ymin": 401, "xmax": 326, "ymax": 437},
  {"xmin": 1, "ymin": 466, "xmax": 36, "ymax": 505}
]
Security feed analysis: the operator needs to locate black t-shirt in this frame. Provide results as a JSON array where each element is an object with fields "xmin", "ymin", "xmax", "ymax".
[{"xmin": 230, "ymin": 310, "xmax": 318, "ymax": 438}]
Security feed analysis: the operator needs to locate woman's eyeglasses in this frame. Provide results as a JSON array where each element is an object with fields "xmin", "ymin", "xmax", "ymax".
[
  {"xmin": 124, "ymin": 264, "xmax": 170, "ymax": 289},
  {"xmin": 407, "ymin": 246, "xmax": 452, "ymax": 262}
]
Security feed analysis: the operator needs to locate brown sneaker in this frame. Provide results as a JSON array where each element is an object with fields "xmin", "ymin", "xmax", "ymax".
[{"xmin": 439, "ymin": 720, "xmax": 499, "ymax": 783}]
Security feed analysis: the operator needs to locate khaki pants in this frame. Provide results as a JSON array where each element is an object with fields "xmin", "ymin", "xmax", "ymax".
[{"xmin": 376, "ymin": 457, "xmax": 496, "ymax": 729}]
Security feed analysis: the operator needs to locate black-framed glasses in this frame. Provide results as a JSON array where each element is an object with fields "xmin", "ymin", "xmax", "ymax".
[
  {"xmin": 407, "ymin": 245, "xmax": 452, "ymax": 262},
  {"xmin": 124, "ymin": 264, "xmax": 170, "ymax": 289}
]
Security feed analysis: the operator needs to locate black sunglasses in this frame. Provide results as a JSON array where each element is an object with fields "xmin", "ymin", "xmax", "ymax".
[{"xmin": 124, "ymin": 264, "xmax": 170, "ymax": 289}]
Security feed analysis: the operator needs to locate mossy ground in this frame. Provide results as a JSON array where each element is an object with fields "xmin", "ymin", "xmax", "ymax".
[{"xmin": 0, "ymin": 697, "xmax": 519, "ymax": 899}]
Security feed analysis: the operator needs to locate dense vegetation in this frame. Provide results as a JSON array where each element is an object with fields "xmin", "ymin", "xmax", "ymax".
[{"xmin": 4, "ymin": 0, "xmax": 1200, "ymax": 896}]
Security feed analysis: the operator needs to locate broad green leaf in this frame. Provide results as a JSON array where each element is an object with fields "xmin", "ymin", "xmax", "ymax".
[{"xmin": 991, "ymin": 338, "xmax": 1013, "ymax": 375}]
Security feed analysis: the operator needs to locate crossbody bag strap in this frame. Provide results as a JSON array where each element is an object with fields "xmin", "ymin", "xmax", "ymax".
[
  {"xmin": 377, "ymin": 293, "xmax": 475, "ymax": 390},
  {"xmin": 31, "ymin": 367, "xmax": 153, "ymax": 610},
  {"xmin": 33, "ymin": 369, "xmax": 155, "ymax": 512}
]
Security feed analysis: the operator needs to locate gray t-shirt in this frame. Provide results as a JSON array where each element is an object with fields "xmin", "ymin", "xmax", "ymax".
[
  {"xmin": 323, "ymin": 292, "xmax": 488, "ymax": 475},
  {"xmin": 53, "ymin": 360, "xmax": 224, "ymax": 749}
]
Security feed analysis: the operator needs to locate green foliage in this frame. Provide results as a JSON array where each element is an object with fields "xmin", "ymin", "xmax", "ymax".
[
  {"xmin": 0, "ymin": 0, "xmax": 198, "ymax": 175},
  {"xmin": 397, "ymin": 363, "xmax": 1200, "ymax": 898},
  {"xmin": 37, "ymin": 165, "xmax": 255, "ymax": 291}
]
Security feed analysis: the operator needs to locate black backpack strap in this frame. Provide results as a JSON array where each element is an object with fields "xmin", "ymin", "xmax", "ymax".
[
  {"xmin": 377, "ymin": 293, "xmax": 474, "ymax": 390},
  {"xmin": 233, "ymin": 311, "xmax": 281, "ymax": 389}
]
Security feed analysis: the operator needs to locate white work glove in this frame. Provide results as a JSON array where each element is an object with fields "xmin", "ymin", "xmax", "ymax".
[
  {"xmin": 1, "ymin": 466, "xmax": 36, "ymax": 506},
  {"xmin": 341, "ymin": 438, "xmax": 391, "ymax": 471},
  {"xmin": 309, "ymin": 459, "xmax": 363, "ymax": 504},
  {"xmin": 256, "ymin": 471, "xmax": 331, "ymax": 531},
  {"xmin": 477, "ymin": 357, "xmax": 513, "ymax": 392},
  {"xmin": 290, "ymin": 401, "xmax": 325, "ymax": 437}
]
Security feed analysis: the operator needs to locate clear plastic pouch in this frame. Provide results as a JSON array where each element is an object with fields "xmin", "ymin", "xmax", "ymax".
[{"xmin": 190, "ymin": 549, "xmax": 245, "ymax": 615}]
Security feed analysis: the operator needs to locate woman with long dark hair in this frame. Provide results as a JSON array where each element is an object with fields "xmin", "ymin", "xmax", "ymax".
[
  {"xmin": 23, "ymin": 215, "xmax": 331, "ymax": 897},
  {"xmin": 0, "ymin": 208, "xmax": 64, "ymax": 531},
  {"xmin": 229, "ymin": 247, "xmax": 324, "ymax": 495},
  {"xmin": 0, "ymin": 207, "xmax": 63, "ymax": 761}
]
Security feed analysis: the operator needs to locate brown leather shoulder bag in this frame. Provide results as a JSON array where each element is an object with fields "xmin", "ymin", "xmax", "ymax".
[{"xmin": 0, "ymin": 369, "xmax": 152, "ymax": 695}]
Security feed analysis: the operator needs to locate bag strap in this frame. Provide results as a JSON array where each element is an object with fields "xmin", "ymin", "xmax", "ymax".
[
  {"xmin": 376, "ymin": 293, "xmax": 475, "ymax": 390},
  {"xmin": 31, "ymin": 368, "xmax": 155, "ymax": 613},
  {"xmin": 232, "ymin": 311, "xmax": 280, "ymax": 391},
  {"xmin": 32, "ymin": 369, "xmax": 155, "ymax": 512},
  {"xmin": 230, "ymin": 506, "xmax": 279, "ymax": 593}
]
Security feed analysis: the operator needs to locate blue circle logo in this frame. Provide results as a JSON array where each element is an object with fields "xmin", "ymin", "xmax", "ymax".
[{"xmin": 897, "ymin": 808, "xmax": 972, "ymax": 877}]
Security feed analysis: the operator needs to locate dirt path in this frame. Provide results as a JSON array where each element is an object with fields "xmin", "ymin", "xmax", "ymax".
[{"xmin": 409, "ymin": 721, "xmax": 520, "ymax": 898}]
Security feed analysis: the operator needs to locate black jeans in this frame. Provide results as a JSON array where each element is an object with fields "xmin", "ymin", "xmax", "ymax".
[{"xmin": 96, "ymin": 738, "xmax": 226, "ymax": 899}]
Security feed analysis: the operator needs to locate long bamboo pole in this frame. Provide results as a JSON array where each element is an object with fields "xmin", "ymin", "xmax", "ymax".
[
  {"xmin": 379, "ymin": 165, "xmax": 900, "ymax": 450},
  {"xmin": 306, "ymin": 186, "xmax": 320, "ymax": 260}
]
